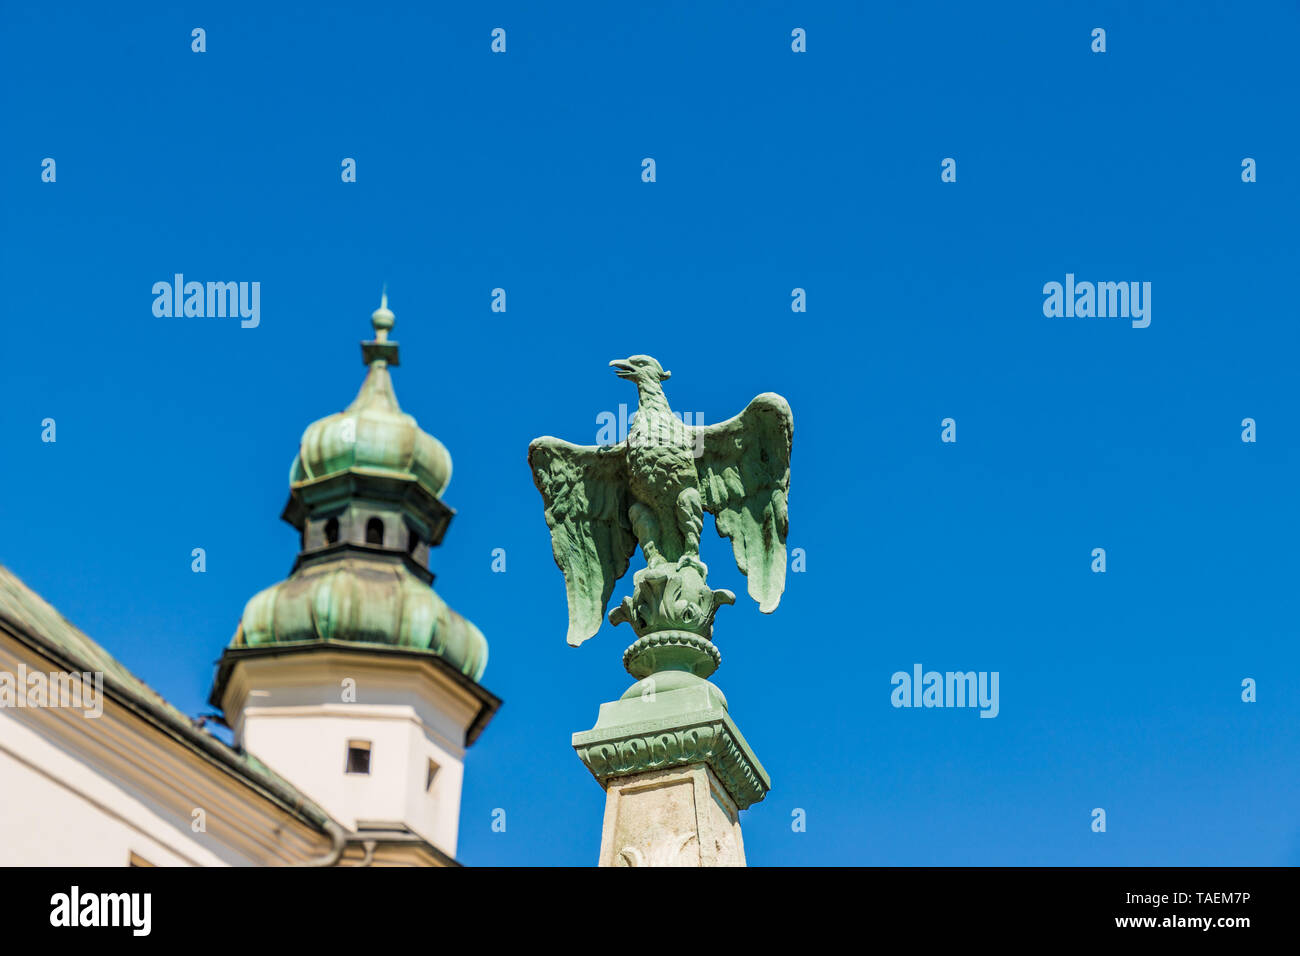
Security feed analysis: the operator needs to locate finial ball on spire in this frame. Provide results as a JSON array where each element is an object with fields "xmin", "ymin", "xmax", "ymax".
[
  {"xmin": 371, "ymin": 289, "xmax": 396, "ymax": 337},
  {"xmin": 362, "ymin": 289, "xmax": 401, "ymax": 366}
]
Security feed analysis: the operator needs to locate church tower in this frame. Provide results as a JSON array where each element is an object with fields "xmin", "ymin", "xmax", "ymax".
[{"xmin": 209, "ymin": 295, "xmax": 499, "ymax": 865}]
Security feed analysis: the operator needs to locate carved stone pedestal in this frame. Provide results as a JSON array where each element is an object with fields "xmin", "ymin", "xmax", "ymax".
[
  {"xmin": 572, "ymin": 630, "xmax": 770, "ymax": 867},
  {"xmin": 597, "ymin": 764, "xmax": 744, "ymax": 867}
]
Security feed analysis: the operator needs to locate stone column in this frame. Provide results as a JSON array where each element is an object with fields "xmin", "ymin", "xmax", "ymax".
[{"xmin": 572, "ymin": 630, "xmax": 770, "ymax": 867}]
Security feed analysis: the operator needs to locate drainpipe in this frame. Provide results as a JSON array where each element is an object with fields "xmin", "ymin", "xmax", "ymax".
[{"xmin": 295, "ymin": 819, "xmax": 348, "ymax": 867}]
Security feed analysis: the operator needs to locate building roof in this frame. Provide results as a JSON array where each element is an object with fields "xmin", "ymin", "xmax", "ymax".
[
  {"xmin": 0, "ymin": 563, "xmax": 469, "ymax": 866},
  {"xmin": 286, "ymin": 293, "xmax": 453, "ymax": 523},
  {"xmin": 0, "ymin": 563, "xmax": 340, "ymax": 839},
  {"xmin": 228, "ymin": 294, "xmax": 491, "ymax": 683}
]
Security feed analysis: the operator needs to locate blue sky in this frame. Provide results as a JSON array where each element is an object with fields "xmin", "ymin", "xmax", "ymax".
[{"xmin": 2, "ymin": 1, "xmax": 1298, "ymax": 865}]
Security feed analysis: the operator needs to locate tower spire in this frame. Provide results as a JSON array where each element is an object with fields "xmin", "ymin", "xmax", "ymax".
[{"xmin": 363, "ymin": 287, "xmax": 399, "ymax": 366}]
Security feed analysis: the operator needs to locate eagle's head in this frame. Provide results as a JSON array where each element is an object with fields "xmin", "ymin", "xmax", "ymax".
[{"xmin": 609, "ymin": 355, "xmax": 671, "ymax": 386}]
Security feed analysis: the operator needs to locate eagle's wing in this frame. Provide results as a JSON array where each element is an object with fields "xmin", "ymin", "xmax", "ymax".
[
  {"xmin": 693, "ymin": 393, "xmax": 793, "ymax": 613},
  {"xmin": 528, "ymin": 437, "xmax": 637, "ymax": 646}
]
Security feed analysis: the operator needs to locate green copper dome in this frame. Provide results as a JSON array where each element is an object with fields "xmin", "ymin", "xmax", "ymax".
[
  {"xmin": 226, "ymin": 293, "xmax": 488, "ymax": 682},
  {"xmin": 232, "ymin": 557, "xmax": 488, "ymax": 680},
  {"xmin": 289, "ymin": 298, "xmax": 452, "ymax": 499}
]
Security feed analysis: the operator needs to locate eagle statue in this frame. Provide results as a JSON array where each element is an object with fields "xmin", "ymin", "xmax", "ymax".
[{"xmin": 529, "ymin": 355, "xmax": 793, "ymax": 647}]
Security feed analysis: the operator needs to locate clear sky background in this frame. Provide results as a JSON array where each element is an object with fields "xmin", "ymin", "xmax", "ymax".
[{"xmin": 2, "ymin": 1, "xmax": 1298, "ymax": 865}]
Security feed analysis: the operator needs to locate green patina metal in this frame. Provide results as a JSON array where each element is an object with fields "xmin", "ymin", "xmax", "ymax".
[
  {"xmin": 529, "ymin": 355, "xmax": 793, "ymax": 648},
  {"xmin": 226, "ymin": 295, "xmax": 488, "ymax": 682},
  {"xmin": 529, "ymin": 355, "xmax": 792, "ymax": 809},
  {"xmin": 289, "ymin": 296, "xmax": 452, "ymax": 501},
  {"xmin": 571, "ymin": 628, "xmax": 772, "ymax": 809}
]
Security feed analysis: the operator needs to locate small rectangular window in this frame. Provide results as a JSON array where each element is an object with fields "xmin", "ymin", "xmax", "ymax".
[
  {"xmin": 426, "ymin": 758, "xmax": 440, "ymax": 792},
  {"xmin": 345, "ymin": 740, "xmax": 372, "ymax": 775}
]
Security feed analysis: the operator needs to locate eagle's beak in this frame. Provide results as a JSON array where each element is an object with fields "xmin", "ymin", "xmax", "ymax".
[{"xmin": 609, "ymin": 358, "xmax": 634, "ymax": 378}]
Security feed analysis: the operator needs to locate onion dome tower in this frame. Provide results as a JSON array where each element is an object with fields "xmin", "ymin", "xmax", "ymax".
[{"xmin": 210, "ymin": 294, "xmax": 499, "ymax": 866}]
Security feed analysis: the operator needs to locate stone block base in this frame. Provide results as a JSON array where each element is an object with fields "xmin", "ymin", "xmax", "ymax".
[{"xmin": 598, "ymin": 763, "xmax": 745, "ymax": 867}]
